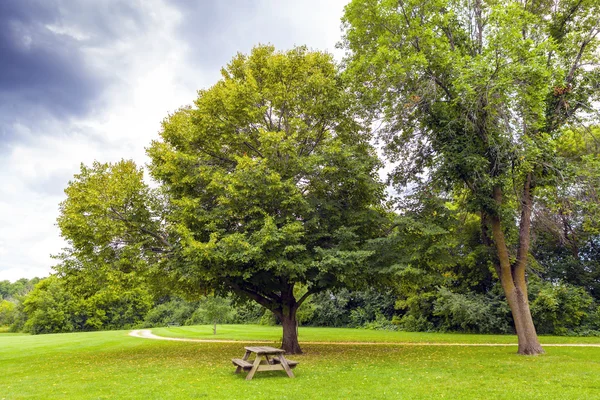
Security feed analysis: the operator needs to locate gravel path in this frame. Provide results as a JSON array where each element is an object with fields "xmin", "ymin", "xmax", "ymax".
[{"xmin": 128, "ymin": 330, "xmax": 600, "ymax": 347}]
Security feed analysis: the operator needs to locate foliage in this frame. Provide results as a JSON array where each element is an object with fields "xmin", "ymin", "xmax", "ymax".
[
  {"xmin": 532, "ymin": 127, "xmax": 600, "ymax": 298},
  {"xmin": 147, "ymin": 45, "xmax": 387, "ymax": 352},
  {"xmin": 305, "ymin": 287, "xmax": 396, "ymax": 328},
  {"xmin": 0, "ymin": 278, "xmax": 40, "ymax": 300},
  {"xmin": 529, "ymin": 279, "xmax": 600, "ymax": 335},
  {"xmin": 363, "ymin": 312, "xmax": 398, "ymax": 331},
  {"xmin": 0, "ymin": 300, "xmax": 17, "ymax": 326},
  {"xmin": 22, "ymin": 277, "xmax": 78, "ymax": 334},
  {"xmin": 18, "ymin": 276, "xmax": 153, "ymax": 334},
  {"xmin": 143, "ymin": 298, "xmax": 198, "ymax": 327},
  {"xmin": 82, "ymin": 285, "xmax": 153, "ymax": 330},
  {"xmin": 55, "ymin": 160, "xmax": 170, "ymax": 311},
  {"xmin": 187, "ymin": 296, "xmax": 234, "ymax": 334},
  {"xmin": 433, "ymin": 287, "xmax": 512, "ymax": 334}
]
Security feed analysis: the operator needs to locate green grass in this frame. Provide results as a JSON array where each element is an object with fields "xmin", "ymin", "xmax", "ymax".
[
  {"xmin": 153, "ymin": 324, "xmax": 600, "ymax": 344},
  {"xmin": 2, "ymin": 327, "xmax": 600, "ymax": 399}
]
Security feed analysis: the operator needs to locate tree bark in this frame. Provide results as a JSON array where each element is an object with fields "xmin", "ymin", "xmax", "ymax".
[
  {"xmin": 230, "ymin": 281, "xmax": 310, "ymax": 355},
  {"xmin": 490, "ymin": 183, "xmax": 544, "ymax": 355},
  {"xmin": 279, "ymin": 309, "xmax": 302, "ymax": 354}
]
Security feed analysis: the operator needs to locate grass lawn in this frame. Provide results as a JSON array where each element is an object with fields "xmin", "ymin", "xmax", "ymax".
[
  {"xmin": 2, "ymin": 327, "xmax": 600, "ymax": 399},
  {"xmin": 152, "ymin": 324, "xmax": 600, "ymax": 344}
]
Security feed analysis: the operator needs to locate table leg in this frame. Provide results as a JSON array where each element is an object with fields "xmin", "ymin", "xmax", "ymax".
[
  {"xmin": 278, "ymin": 355, "xmax": 295, "ymax": 378},
  {"xmin": 246, "ymin": 356, "xmax": 262, "ymax": 380}
]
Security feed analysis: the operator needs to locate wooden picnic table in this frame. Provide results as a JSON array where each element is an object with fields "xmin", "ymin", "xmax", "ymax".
[{"xmin": 231, "ymin": 346, "xmax": 299, "ymax": 380}]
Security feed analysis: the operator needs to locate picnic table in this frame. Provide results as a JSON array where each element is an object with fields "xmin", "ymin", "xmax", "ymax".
[{"xmin": 232, "ymin": 346, "xmax": 299, "ymax": 380}]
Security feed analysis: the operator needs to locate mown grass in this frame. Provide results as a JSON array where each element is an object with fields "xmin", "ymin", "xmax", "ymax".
[
  {"xmin": 2, "ymin": 327, "xmax": 600, "ymax": 399},
  {"xmin": 153, "ymin": 324, "xmax": 600, "ymax": 344}
]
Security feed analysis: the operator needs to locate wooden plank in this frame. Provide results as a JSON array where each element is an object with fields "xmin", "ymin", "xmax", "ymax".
[
  {"xmin": 278, "ymin": 356, "xmax": 295, "ymax": 378},
  {"xmin": 245, "ymin": 357, "xmax": 262, "ymax": 380},
  {"xmin": 244, "ymin": 346, "xmax": 285, "ymax": 355},
  {"xmin": 272, "ymin": 357, "xmax": 298, "ymax": 368},
  {"xmin": 235, "ymin": 350, "xmax": 253, "ymax": 373},
  {"xmin": 231, "ymin": 358, "xmax": 253, "ymax": 369},
  {"xmin": 256, "ymin": 364, "xmax": 285, "ymax": 372},
  {"xmin": 259, "ymin": 346, "xmax": 285, "ymax": 353},
  {"xmin": 243, "ymin": 346, "xmax": 264, "ymax": 353}
]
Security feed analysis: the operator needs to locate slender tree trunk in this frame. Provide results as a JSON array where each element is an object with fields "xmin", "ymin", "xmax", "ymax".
[
  {"xmin": 490, "ymin": 183, "xmax": 544, "ymax": 355},
  {"xmin": 213, "ymin": 322, "xmax": 217, "ymax": 335}
]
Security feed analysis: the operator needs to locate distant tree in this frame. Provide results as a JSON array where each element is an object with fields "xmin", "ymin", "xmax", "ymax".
[
  {"xmin": 22, "ymin": 277, "xmax": 77, "ymax": 334},
  {"xmin": 0, "ymin": 299, "xmax": 17, "ymax": 326},
  {"xmin": 342, "ymin": 0, "xmax": 600, "ymax": 354},
  {"xmin": 189, "ymin": 296, "xmax": 233, "ymax": 335},
  {"xmin": 0, "ymin": 281, "xmax": 10, "ymax": 299},
  {"xmin": 147, "ymin": 45, "xmax": 387, "ymax": 353},
  {"xmin": 0, "ymin": 278, "xmax": 40, "ymax": 300}
]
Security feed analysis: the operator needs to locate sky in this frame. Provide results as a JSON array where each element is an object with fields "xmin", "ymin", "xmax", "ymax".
[{"xmin": 0, "ymin": 0, "xmax": 349, "ymax": 282}]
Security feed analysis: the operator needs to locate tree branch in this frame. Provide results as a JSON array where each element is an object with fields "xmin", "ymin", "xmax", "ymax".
[{"xmin": 108, "ymin": 206, "xmax": 172, "ymax": 250}]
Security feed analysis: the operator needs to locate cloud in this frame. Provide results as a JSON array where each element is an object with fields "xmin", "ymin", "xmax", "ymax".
[
  {"xmin": 168, "ymin": 0, "xmax": 347, "ymax": 89},
  {"xmin": 0, "ymin": 0, "xmax": 150, "ymax": 142},
  {"xmin": 0, "ymin": 0, "xmax": 348, "ymax": 282}
]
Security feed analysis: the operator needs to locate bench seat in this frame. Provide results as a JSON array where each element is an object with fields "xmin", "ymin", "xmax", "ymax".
[
  {"xmin": 232, "ymin": 358, "xmax": 253, "ymax": 370},
  {"xmin": 272, "ymin": 357, "xmax": 299, "ymax": 368}
]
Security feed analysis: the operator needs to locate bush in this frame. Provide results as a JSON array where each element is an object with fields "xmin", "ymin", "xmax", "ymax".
[
  {"xmin": 22, "ymin": 277, "xmax": 78, "ymax": 334},
  {"xmin": 143, "ymin": 298, "xmax": 197, "ymax": 327},
  {"xmin": 363, "ymin": 313, "xmax": 398, "ymax": 331},
  {"xmin": 393, "ymin": 314, "xmax": 434, "ymax": 332},
  {"xmin": 530, "ymin": 280, "xmax": 600, "ymax": 335},
  {"xmin": 306, "ymin": 288, "xmax": 397, "ymax": 327},
  {"xmin": 433, "ymin": 287, "xmax": 512, "ymax": 334},
  {"xmin": 230, "ymin": 301, "xmax": 265, "ymax": 324},
  {"xmin": 84, "ymin": 287, "xmax": 153, "ymax": 330}
]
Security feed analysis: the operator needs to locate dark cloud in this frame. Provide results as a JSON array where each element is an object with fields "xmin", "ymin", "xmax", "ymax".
[{"xmin": 0, "ymin": 0, "xmax": 147, "ymax": 140}]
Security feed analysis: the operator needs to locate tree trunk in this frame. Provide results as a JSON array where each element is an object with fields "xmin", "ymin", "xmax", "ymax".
[
  {"xmin": 490, "ymin": 183, "xmax": 544, "ymax": 355},
  {"xmin": 213, "ymin": 322, "xmax": 217, "ymax": 335},
  {"xmin": 230, "ymin": 281, "xmax": 311, "ymax": 355},
  {"xmin": 279, "ymin": 309, "xmax": 302, "ymax": 354}
]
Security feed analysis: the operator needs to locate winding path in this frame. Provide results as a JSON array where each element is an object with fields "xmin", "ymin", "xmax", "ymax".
[{"xmin": 129, "ymin": 329, "xmax": 600, "ymax": 347}]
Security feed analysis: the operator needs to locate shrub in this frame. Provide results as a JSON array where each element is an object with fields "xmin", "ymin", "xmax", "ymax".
[
  {"xmin": 433, "ymin": 287, "xmax": 512, "ymax": 334},
  {"xmin": 530, "ymin": 281, "xmax": 599, "ymax": 335},
  {"xmin": 143, "ymin": 298, "xmax": 198, "ymax": 327}
]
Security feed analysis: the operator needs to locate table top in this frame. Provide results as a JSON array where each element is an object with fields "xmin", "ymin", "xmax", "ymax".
[{"xmin": 244, "ymin": 346, "xmax": 286, "ymax": 355}]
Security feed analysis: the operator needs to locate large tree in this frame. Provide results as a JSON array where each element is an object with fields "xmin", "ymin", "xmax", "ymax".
[
  {"xmin": 147, "ymin": 45, "xmax": 386, "ymax": 353},
  {"xmin": 342, "ymin": 0, "xmax": 600, "ymax": 354}
]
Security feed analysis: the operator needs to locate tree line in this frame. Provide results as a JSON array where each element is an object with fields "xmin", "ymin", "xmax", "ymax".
[{"xmin": 3, "ymin": 0, "xmax": 599, "ymax": 355}]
